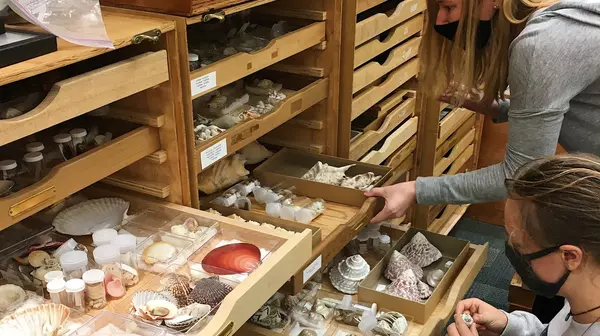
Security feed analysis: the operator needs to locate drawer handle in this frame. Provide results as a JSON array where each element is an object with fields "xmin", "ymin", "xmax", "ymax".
[
  {"xmin": 9, "ymin": 187, "xmax": 56, "ymax": 218},
  {"xmin": 217, "ymin": 321, "xmax": 234, "ymax": 336},
  {"xmin": 203, "ymin": 11, "xmax": 226, "ymax": 23},
  {"xmin": 231, "ymin": 124, "xmax": 260, "ymax": 145},
  {"xmin": 132, "ymin": 29, "xmax": 162, "ymax": 44}
]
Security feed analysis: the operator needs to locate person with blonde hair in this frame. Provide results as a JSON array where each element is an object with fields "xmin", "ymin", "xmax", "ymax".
[
  {"xmin": 447, "ymin": 153, "xmax": 600, "ymax": 335},
  {"xmin": 366, "ymin": 0, "xmax": 600, "ymax": 222}
]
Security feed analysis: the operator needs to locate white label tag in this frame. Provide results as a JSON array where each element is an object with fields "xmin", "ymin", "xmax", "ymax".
[
  {"xmin": 410, "ymin": 3, "xmax": 418, "ymax": 12},
  {"xmin": 200, "ymin": 138, "xmax": 227, "ymax": 170},
  {"xmin": 191, "ymin": 71, "xmax": 217, "ymax": 97},
  {"xmin": 303, "ymin": 255, "xmax": 322, "ymax": 284},
  {"xmin": 376, "ymin": 284, "xmax": 387, "ymax": 292}
]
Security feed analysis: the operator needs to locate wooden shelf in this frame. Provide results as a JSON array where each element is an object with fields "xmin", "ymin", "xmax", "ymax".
[
  {"xmin": 434, "ymin": 129, "xmax": 476, "ymax": 176},
  {"xmin": 355, "ymin": 0, "xmax": 426, "ymax": 46},
  {"xmin": 102, "ymin": 174, "xmax": 171, "ymax": 198},
  {"xmin": 186, "ymin": 0, "xmax": 281, "ymax": 25},
  {"xmin": 0, "ymin": 126, "xmax": 160, "ymax": 229}
]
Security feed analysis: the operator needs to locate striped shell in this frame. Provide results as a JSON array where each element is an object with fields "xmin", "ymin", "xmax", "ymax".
[{"xmin": 158, "ymin": 273, "xmax": 192, "ymax": 308}]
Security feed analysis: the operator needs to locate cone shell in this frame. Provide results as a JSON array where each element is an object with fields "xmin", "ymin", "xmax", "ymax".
[
  {"xmin": 187, "ymin": 277, "xmax": 233, "ymax": 309},
  {"xmin": 0, "ymin": 303, "xmax": 69, "ymax": 335},
  {"xmin": 337, "ymin": 255, "xmax": 370, "ymax": 281}
]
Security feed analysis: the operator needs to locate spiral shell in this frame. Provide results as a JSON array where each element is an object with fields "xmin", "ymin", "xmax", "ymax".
[{"xmin": 187, "ymin": 277, "xmax": 233, "ymax": 309}]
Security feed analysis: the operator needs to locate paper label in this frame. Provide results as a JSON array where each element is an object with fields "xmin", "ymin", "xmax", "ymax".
[
  {"xmin": 376, "ymin": 284, "xmax": 387, "ymax": 292},
  {"xmin": 303, "ymin": 255, "xmax": 322, "ymax": 284},
  {"xmin": 410, "ymin": 3, "xmax": 418, "ymax": 12},
  {"xmin": 200, "ymin": 138, "xmax": 227, "ymax": 170},
  {"xmin": 191, "ymin": 72, "xmax": 217, "ymax": 96}
]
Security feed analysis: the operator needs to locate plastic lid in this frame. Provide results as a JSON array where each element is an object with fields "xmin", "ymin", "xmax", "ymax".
[
  {"xmin": 53, "ymin": 239, "xmax": 78, "ymax": 258},
  {"xmin": 0, "ymin": 159, "xmax": 17, "ymax": 170},
  {"xmin": 23, "ymin": 152, "xmax": 43, "ymax": 163},
  {"xmin": 93, "ymin": 244, "xmax": 120, "ymax": 265},
  {"xmin": 188, "ymin": 53, "xmax": 199, "ymax": 61},
  {"xmin": 54, "ymin": 133, "xmax": 72, "ymax": 144},
  {"xmin": 357, "ymin": 231, "xmax": 369, "ymax": 241},
  {"xmin": 92, "ymin": 229, "xmax": 118, "ymax": 246},
  {"xmin": 368, "ymin": 230, "xmax": 380, "ymax": 239},
  {"xmin": 65, "ymin": 278, "xmax": 86, "ymax": 293},
  {"xmin": 44, "ymin": 270, "xmax": 64, "ymax": 283},
  {"xmin": 46, "ymin": 279, "xmax": 66, "ymax": 293},
  {"xmin": 367, "ymin": 223, "xmax": 381, "ymax": 231},
  {"xmin": 379, "ymin": 235, "xmax": 391, "ymax": 244},
  {"xmin": 59, "ymin": 250, "xmax": 88, "ymax": 271},
  {"xmin": 26, "ymin": 142, "xmax": 45, "ymax": 152},
  {"xmin": 111, "ymin": 234, "xmax": 137, "ymax": 253},
  {"xmin": 69, "ymin": 128, "xmax": 87, "ymax": 138},
  {"xmin": 82, "ymin": 269, "xmax": 105, "ymax": 284}
]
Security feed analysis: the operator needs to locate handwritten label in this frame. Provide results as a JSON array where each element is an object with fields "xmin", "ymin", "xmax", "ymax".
[
  {"xmin": 303, "ymin": 255, "xmax": 322, "ymax": 284},
  {"xmin": 410, "ymin": 3, "xmax": 418, "ymax": 12},
  {"xmin": 200, "ymin": 138, "xmax": 227, "ymax": 170},
  {"xmin": 376, "ymin": 284, "xmax": 387, "ymax": 292},
  {"xmin": 191, "ymin": 71, "xmax": 217, "ymax": 96}
]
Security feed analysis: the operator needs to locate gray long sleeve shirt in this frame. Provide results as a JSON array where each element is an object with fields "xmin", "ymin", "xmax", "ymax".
[{"xmin": 416, "ymin": 0, "xmax": 600, "ymax": 205}]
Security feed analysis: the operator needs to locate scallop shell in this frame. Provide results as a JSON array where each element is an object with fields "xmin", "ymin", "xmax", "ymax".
[
  {"xmin": 0, "ymin": 303, "xmax": 69, "ymax": 335},
  {"xmin": 158, "ymin": 273, "xmax": 192, "ymax": 308},
  {"xmin": 0, "ymin": 285, "xmax": 26, "ymax": 312},
  {"xmin": 201, "ymin": 243, "xmax": 261, "ymax": 275},
  {"xmin": 132, "ymin": 290, "xmax": 178, "ymax": 312},
  {"xmin": 142, "ymin": 241, "xmax": 177, "ymax": 265},
  {"xmin": 187, "ymin": 277, "xmax": 233, "ymax": 309},
  {"xmin": 165, "ymin": 303, "xmax": 211, "ymax": 331},
  {"xmin": 140, "ymin": 300, "xmax": 178, "ymax": 320},
  {"xmin": 52, "ymin": 198, "xmax": 129, "ymax": 235},
  {"xmin": 28, "ymin": 250, "xmax": 50, "ymax": 268}
]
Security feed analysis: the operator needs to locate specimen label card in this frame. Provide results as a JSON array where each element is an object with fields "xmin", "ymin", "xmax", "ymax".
[
  {"xmin": 191, "ymin": 71, "xmax": 217, "ymax": 96},
  {"xmin": 200, "ymin": 138, "xmax": 227, "ymax": 170},
  {"xmin": 303, "ymin": 255, "xmax": 322, "ymax": 284}
]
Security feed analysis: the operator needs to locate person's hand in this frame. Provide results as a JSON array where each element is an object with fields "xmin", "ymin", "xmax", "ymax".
[
  {"xmin": 364, "ymin": 181, "xmax": 416, "ymax": 223},
  {"xmin": 447, "ymin": 314, "xmax": 479, "ymax": 336},
  {"xmin": 455, "ymin": 299, "xmax": 508, "ymax": 336},
  {"xmin": 439, "ymin": 95, "xmax": 499, "ymax": 119}
]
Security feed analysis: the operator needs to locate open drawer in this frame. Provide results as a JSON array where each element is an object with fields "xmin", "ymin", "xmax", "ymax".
[
  {"xmin": 355, "ymin": 0, "xmax": 426, "ymax": 46},
  {"xmin": 438, "ymin": 107, "xmax": 474, "ymax": 143},
  {"xmin": 0, "ymin": 52, "xmax": 169, "ymax": 147},
  {"xmin": 360, "ymin": 117, "xmax": 418, "ymax": 165}
]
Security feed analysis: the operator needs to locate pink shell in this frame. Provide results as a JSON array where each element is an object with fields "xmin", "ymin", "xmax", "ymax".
[
  {"xmin": 105, "ymin": 276, "xmax": 126, "ymax": 298},
  {"xmin": 201, "ymin": 243, "xmax": 261, "ymax": 275}
]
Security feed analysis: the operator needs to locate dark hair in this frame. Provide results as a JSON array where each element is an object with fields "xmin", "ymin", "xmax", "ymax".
[{"xmin": 505, "ymin": 153, "xmax": 600, "ymax": 263}]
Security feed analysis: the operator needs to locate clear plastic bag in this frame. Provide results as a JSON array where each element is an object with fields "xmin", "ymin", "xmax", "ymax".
[{"xmin": 9, "ymin": 0, "xmax": 113, "ymax": 48}]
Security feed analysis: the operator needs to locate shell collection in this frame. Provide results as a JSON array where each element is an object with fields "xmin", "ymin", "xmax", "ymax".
[
  {"xmin": 0, "ymin": 303, "xmax": 70, "ymax": 335},
  {"xmin": 169, "ymin": 217, "xmax": 209, "ymax": 239},
  {"xmin": 373, "ymin": 311, "xmax": 409, "ymax": 336},
  {"xmin": 301, "ymin": 162, "xmax": 382, "ymax": 191},
  {"xmin": 201, "ymin": 242, "xmax": 261, "ymax": 275},
  {"xmin": 329, "ymin": 255, "xmax": 370, "ymax": 295},
  {"xmin": 52, "ymin": 198, "xmax": 130, "ymax": 236},
  {"xmin": 250, "ymin": 304, "xmax": 290, "ymax": 329}
]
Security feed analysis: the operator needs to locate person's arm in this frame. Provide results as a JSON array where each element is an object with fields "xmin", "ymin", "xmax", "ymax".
[
  {"xmin": 416, "ymin": 17, "xmax": 600, "ymax": 205},
  {"xmin": 501, "ymin": 311, "xmax": 547, "ymax": 336}
]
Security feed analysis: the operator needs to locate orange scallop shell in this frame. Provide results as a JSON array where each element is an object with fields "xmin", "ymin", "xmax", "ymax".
[{"xmin": 201, "ymin": 243, "xmax": 261, "ymax": 275}]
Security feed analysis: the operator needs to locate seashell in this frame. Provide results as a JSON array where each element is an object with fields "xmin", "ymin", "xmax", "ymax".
[
  {"xmin": 425, "ymin": 269, "xmax": 445, "ymax": 288},
  {"xmin": 0, "ymin": 180, "xmax": 14, "ymax": 197},
  {"xmin": 142, "ymin": 241, "xmax": 177, "ymax": 265},
  {"xmin": 187, "ymin": 277, "xmax": 233, "ymax": 309},
  {"xmin": 302, "ymin": 162, "xmax": 355, "ymax": 186},
  {"xmin": 461, "ymin": 312, "xmax": 474, "ymax": 327},
  {"xmin": 132, "ymin": 290, "xmax": 178, "ymax": 313},
  {"xmin": 337, "ymin": 255, "xmax": 370, "ymax": 281},
  {"xmin": 385, "ymin": 250, "xmax": 424, "ymax": 281},
  {"xmin": 27, "ymin": 250, "xmax": 51, "ymax": 268},
  {"xmin": 184, "ymin": 218, "xmax": 199, "ymax": 232},
  {"xmin": 400, "ymin": 233, "xmax": 443, "ymax": 268},
  {"xmin": 282, "ymin": 295, "xmax": 300, "ymax": 312},
  {"xmin": 201, "ymin": 243, "xmax": 261, "ymax": 275},
  {"xmin": 0, "ymin": 303, "xmax": 69, "ymax": 335},
  {"xmin": 299, "ymin": 330, "xmax": 318, "ymax": 336},
  {"xmin": 106, "ymin": 277, "xmax": 126, "ymax": 298},
  {"xmin": 52, "ymin": 198, "xmax": 129, "ymax": 235},
  {"xmin": 165, "ymin": 302, "xmax": 211, "ymax": 331},
  {"xmin": 0, "ymin": 285, "xmax": 26, "ymax": 312},
  {"xmin": 250, "ymin": 304, "xmax": 289, "ymax": 329},
  {"xmin": 384, "ymin": 269, "xmax": 428, "ymax": 303},
  {"xmin": 329, "ymin": 265, "xmax": 361, "ymax": 295},
  {"xmin": 340, "ymin": 172, "xmax": 382, "ymax": 191},
  {"xmin": 417, "ymin": 280, "xmax": 432, "ymax": 300},
  {"xmin": 159, "ymin": 273, "xmax": 192, "ymax": 308},
  {"xmin": 140, "ymin": 299, "xmax": 178, "ymax": 320}
]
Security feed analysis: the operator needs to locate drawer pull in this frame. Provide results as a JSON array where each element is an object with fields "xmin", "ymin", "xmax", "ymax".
[
  {"xmin": 202, "ymin": 11, "xmax": 226, "ymax": 23},
  {"xmin": 217, "ymin": 321, "xmax": 234, "ymax": 336},
  {"xmin": 9, "ymin": 187, "xmax": 56, "ymax": 218},
  {"xmin": 231, "ymin": 124, "xmax": 260, "ymax": 145},
  {"xmin": 131, "ymin": 29, "xmax": 162, "ymax": 44}
]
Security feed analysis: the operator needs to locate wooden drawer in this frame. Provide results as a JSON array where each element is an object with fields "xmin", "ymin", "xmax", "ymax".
[
  {"xmin": 102, "ymin": 0, "xmax": 250, "ymax": 16},
  {"xmin": 195, "ymin": 77, "xmax": 328, "ymax": 172},
  {"xmin": 385, "ymin": 136, "xmax": 417, "ymax": 168},
  {"xmin": 239, "ymin": 242, "xmax": 488, "ymax": 336},
  {"xmin": 0, "ymin": 52, "xmax": 169, "ymax": 147},
  {"xmin": 355, "ymin": 0, "xmax": 426, "ymax": 46},
  {"xmin": 189, "ymin": 22, "xmax": 326, "ymax": 99},
  {"xmin": 350, "ymin": 90, "xmax": 416, "ymax": 160},
  {"xmin": 354, "ymin": 15, "xmax": 424, "ymax": 68},
  {"xmin": 0, "ymin": 126, "xmax": 160, "ymax": 229},
  {"xmin": 352, "ymin": 36, "xmax": 421, "ymax": 93},
  {"xmin": 438, "ymin": 107, "xmax": 474, "ymax": 143},
  {"xmin": 357, "ymin": 0, "xmax": 387, "ymax": 14},
  {"xmin": 436, "ymin": 114, "xmax": 476, "ymax": 151},
  {"xmin": 436, "ymin": 143, "xmax": 475, "ymax": 177},
  {"xmin": 352, "ymin": 58, "xmax": 419, "ymax": 120},
  {"xmin": 434, "ymin": 128, "xmax": 476, "ymax": 176},
  {"xmin": 360, "ymin": 116, "xmax": 418, "ymax": 165}
]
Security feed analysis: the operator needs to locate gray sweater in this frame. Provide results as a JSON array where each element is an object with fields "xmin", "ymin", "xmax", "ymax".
[{"xmin": 416, "ymin": 0, "xmax": 600, "ymax": 205}]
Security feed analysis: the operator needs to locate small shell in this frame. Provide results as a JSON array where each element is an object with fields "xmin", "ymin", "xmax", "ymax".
[
  {"xmin": 159, "ymin": 273, "xmax": 192, "ymax": 307},
  {"xmin": 28, "ymin": 251, "xmax": 50, "ymax": 268},
  {"xmin": 132, "ymin": 290, "xmax": 178, "ymax": 312},
  {"xmin": 187, "ymin": 277, "xmax": 233, "ymax": 309},
  {"xmin": 142, "ymin": 241, "xmax": 177, "ymax": 265},
  {"xmin": 0, "ymin": 285, "xmax": 26, "ymax": 312},
  {"xmin": 299, "ymin": 330, "xmax": 318, "ymax": 336},
  {"xmin": 461, "ymin": 313, "xmax": 474, "ymax": 327},
  {"xmin": 140, "ymin": 299, "xmax": 178, "ymax": 320},
  {"xmin": 165, "ymin": 303, "xmax": 211, "ymax": 331}
]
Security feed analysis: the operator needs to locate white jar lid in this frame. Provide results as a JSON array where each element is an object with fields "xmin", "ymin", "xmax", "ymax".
[
  {"xmin": 93, "ymin": 244, "xmax": 120, "ymax": 265},
  {"xmin": 357, "ymin": 231, "xmax": 369, "ymax": 241},
  {"xmin": 46, "ymin": 279, "xmax": 66, "ymax": 293},
  {"xmin": 44, "ymin": 270, "xmax": 64, "ymax": 283},
  {"xmin": 82, "ymin": 269, "xmax": 105, "ymax": 284},
  {"xmin": 379, "ymin": 234, "xmax": 391, "ymax": 244},
  {"xmin": 59, "ymin": 250, "xmax": 88, "ymax": 271},
  {"xmin": 65, "ymin": 279, "xmax": 85, "ymax": 293},
  {"xmin": 26, "ymin": 142, "xmax": 45, "ymax": 152},
  {"xmin": 53, "ymin": 239, "xmax": 78, "ymax": 258},
  {"xmin": 23, "ymin": 152, "xmax": 43, "ymax": 163},
  {"xmin": 368, "ymin": 230, "xmax": 380, "ymax": 239},
  {"xmin": 92, "ymin": 228, "xmax": 118, "ymax": 246},
  {"xmin": 367, "ymin": 223, "xmax": 381, "ymax": 231},
  {"xmin": 69, "ymin": 128, "xmax": 87, "ymax": 138},
  {"xmin": 188, "ymin": 53, "xmax": 199, "ymax": 62},
  {"xmin": 54, "ymin": 133, "xmax": 72, "ymax": 144},
  {"xmin": 111, "ymin": 234, "xmax": 137, "ymax": 253},
  {"xmin": 0, "ymin": 159, "xmax": 17, "ymax": 170}
]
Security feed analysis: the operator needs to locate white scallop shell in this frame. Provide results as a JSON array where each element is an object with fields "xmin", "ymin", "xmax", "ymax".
[
  {"xmin": 0, "ymin": 285, "xmax": 26, "ymax": 312},
  {"xmin": 52, "ymin": 198, "xmax": 129, "ymax": 235},
  {"xmin": 0, "ymin": 303, "xmax": 69, "ymax": 335},
  {"xmin": 165, "ymin": 303, "xmax": 211, "ymax": 331},
  {"xmin": 132, "ymin": 290, "xmax": 177, "ymax": 312}
]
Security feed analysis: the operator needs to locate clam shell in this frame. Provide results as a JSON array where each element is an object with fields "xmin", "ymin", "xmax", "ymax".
[
  {"xmin": 52, "ymin": 198, "xmax": 129, "ymax": 235},
  {"xmin": 201, "ymin": 243, "xmax": 261, "ymax": 275},
  {"xmin": 187, "ymin": 277, "xmax": 233, "ymax": 309},
  {"xmin": 0, "ymin": 284, "xmax": 26, "ymax": 312},
  {"xmin": 132, "ymin": 290, "xmax": 177, "ymax": 312},
  {"xmin": 28, "ymin": 251, "xmax": 50, "ymax": 268},
  {"xmin": 0, "ymin": 303, "xmax": 69, "ymax": 335},
  {"xmin": 164, "ymin": 303, "xmax": 211, "ymax": 331},
  {"xmin": 142, "ymin": 241, "xmax": 177, "ymax": 265},
  {"xmin": 140, "ymin": 299, "xmax": 178, "ymax": 320},
  {"xmin": 158, "ymin": 273, "xmax": 192, "ymax": 308}
]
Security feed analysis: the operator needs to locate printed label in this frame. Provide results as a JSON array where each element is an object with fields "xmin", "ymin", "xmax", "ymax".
[
  {"xmin": 303, "ymin": 255, "xmax": 322, "ymax": 284},
  {"xmin": 376, "ymin": 284, "xmax": 387, "ymax": 292},
  {"xmin": 200, "ymin": 138, "xmax": 227, "ymax": 170},
  {"xmin": 191, "ymin": 71, "xmax": 217, "ymax": 96}
]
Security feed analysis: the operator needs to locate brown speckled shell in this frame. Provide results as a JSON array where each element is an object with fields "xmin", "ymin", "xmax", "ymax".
[
  {"xmin": 384, "ymin": 269, "xmax": 426, "ymax": 303},
  {"xmin": 384, "ymin": 250, "xmax": 424, "ymax": 281},
  {"xmin": 187, "ymin": 277, "xmax": 233, "ymax": 309},
  {"xmin": 159, "ymin": 273, "xmax": 192, "ymax": 308},
  {"xmin": 400, "ymin": 233, "xmax": 442, "ymax": 268}
]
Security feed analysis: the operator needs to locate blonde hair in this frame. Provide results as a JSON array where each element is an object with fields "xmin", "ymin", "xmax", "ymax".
[{"xmin": 418, "ymin": 0, "xmax": 553, "ymax": 106}]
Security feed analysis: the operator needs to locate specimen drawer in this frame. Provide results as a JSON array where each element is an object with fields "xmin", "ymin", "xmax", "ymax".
[
  {"xmin": 359, "ymin": 117, "xmax": 418, "ymax": 165},
  {"xmin": 434, "ymin": 127, "xmax": 476, "ymax": 176},
  {"xmin": 438, "ymin": 107, "xmax": 475, "ymax": 143},
  {"xmin": 0, "ymin": 51, "xmax": 169, "ymax": 147},
  {"xmin": 355, "ymin": 0, "xmax": 426, "ymax": 46},
  {"xmin": 101, "ymin": 0, "xmax": 255, "ymax": 16}
]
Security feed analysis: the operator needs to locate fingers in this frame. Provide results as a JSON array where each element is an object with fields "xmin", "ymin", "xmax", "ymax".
[
  {"xmin": 447, "ymin": 323, "xmax": 459, "ymax": 336},
  {"xmin": 456, "ymin": 298, "xmax": 479, "ymax": 315},
  {"xmin": 455, "ymin": 314, "xmax": 479, "ymax": 336},
  {"xmin": 364, "ymin": 187, "xmax": 385, "ymax": 197},
  {"xmin": 370, "ymin": 207, "xmax": 392, "ymax": 223}
]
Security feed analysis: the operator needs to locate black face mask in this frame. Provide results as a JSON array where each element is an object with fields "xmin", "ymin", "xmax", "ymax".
[
  {"xmin": 434, "ymin": 20, "xmax": 492, "ymax": 49},
  {"xmin": 505, "ymin": 242, "xmax": 571, "ymax": 298}
]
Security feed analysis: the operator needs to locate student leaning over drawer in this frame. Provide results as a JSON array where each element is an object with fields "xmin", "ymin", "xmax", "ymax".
[{"xmin": 447, "ymin": 154, "xmax": 600, "ymax": 336}]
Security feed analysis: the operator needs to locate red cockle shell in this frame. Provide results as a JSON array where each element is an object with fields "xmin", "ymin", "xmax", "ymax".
[{"xmin": 201, "ymin": 243, "xmax": 261, "ymax": 275}]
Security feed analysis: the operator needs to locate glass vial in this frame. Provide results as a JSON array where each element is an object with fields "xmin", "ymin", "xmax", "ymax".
[
  {"xmin": 59, "ymin": 250, "xmax": 89, "ymax": 280},
  {"xmin": 25, "ymin": 142, "xmax": 45, "ymax": 153},
  {"xmin": 357, "ymin": 231, "xmax": 369, "ymax": 255},
  {"xmin": 368, "ymin": 230, "xmax": 380, "ymax": 251},
  {"xmin": 93, "ymin": 244, "xmax": 125, "ymax": 298},
  {"xmin": 47, "ymin": 278, "xmax": 67, "ymax": 305},
  {"xmin": 111, "ymin": 234, "xmax": 139, "ymax": 287},
  {"xmin": 23, "ymin": 152, "xmax": 46, "ymax": 183},
  {"xmin": 65, "ymin": 279, "xmax": 86, "ymax": 311},
  {"xmin": 70, "ymin": 128, "xmax": 88, "ymax": 155},
  {"xmin": 188, "ymin": 53, "xmax": 200, "ymax": 71},
  {"xmin": 378, "ymin": 235, "xmax": 391, "ymax": 255},
  {"xmin": 53, "ymin": 133, "xmax": 76, "ymax": 161},
  {"xmin": 0, "ymin": 160, "xmax": 18, "ymax": 180},
  {"xmin": 83, "ymin": 269, "xmax": 107, "ymax": 309}
]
